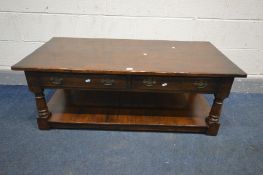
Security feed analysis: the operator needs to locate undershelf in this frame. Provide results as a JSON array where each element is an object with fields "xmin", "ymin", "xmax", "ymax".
[{"xmin": 47, "ymin": 89, "xmax": 210, "ymax": 133}]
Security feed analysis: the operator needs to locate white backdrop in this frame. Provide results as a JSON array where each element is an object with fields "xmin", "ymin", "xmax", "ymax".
[{"xmin": 0, "ymin": 0, "xmax": 262, "ymax": 77}]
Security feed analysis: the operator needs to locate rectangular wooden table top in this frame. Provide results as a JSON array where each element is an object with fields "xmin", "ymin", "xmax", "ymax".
[{"xmin": 12, "ymin": 37, "xmax": 246, "ymax": 78}]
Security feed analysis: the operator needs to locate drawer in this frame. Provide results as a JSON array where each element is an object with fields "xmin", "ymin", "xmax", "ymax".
[
  {"xmin": 37, "ymin": 73, "xmax": 128, "ymax": 89},
  {"xmin": 132, "ymin": 76, "xmax": 219, "ymax": 92}
]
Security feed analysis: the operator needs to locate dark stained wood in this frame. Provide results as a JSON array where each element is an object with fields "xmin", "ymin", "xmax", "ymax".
[
  {"xmin": 25, "ymin": 71, "xmax": 130, "ymax": 90},
  {"xmin": 24, "ymin": 71, "xmax": 232, "ymax": 94},
  {"xmin": 206, "ymin": 78, "xmax": 234, "ymax": 135},
  {"xmin": 47, "ymin": 90, "xmax": 210, "ymax": 132},
  {"xmin": 132, "ymin": 76, "xmax": 220, "ymax": 93},
  {"xmin": 12, "ymin": 37, "xmax": 246, "ymax": 77},
  {"xmin": 29, "ymin": 87, "xmax": 51, "ymax": 130},
  {"xmin": 11, "ymin": 37, "xmax": 247, "ymax": 136}
]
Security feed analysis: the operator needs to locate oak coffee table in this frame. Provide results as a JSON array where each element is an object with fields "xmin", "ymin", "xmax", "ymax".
[{"xmin": 12, "ymin": 37, "xmax": 246, "ymax": 136}]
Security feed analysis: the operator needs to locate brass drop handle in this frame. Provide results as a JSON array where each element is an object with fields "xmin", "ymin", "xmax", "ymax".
[
  {"xmin": 50, "ymin": 77, "xmax": 63, "ymax": 85},
  {"xmin": 143, "ymin": 78, "xmax": 156, "ymax": 87},
  {"xmin": 101, "ymin": 79, "xmax": 114, "ymax": 86},
  {"xmin": 194, "ymin": 81, "xmax": 207, "ymax": 89}
]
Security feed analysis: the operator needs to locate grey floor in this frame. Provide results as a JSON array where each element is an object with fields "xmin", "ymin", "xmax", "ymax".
[{"xmin": 0, "ymin": 85, "xmax": 262, "ymax": 175}]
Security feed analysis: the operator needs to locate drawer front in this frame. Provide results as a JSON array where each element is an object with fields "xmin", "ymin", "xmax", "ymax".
[
  {"xmin": 37, "ymin": 73, "xmax": 128, "ymax": 89},
  {"xmin": 132, "ymin": 76, "xmax": 219, "ymax": 92}
]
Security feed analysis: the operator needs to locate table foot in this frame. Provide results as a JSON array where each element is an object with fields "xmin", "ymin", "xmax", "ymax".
[
  {"xmin": 37, "ymin": 117, "xmax": 50, "ymax": 130},
  {"xmin": 206, "ymin": 122, "xmax": 220, "ymax": 136}
]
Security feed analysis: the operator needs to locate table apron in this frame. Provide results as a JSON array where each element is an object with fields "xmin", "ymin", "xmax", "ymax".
[{"xmin": 25, "ymin": 72, "xmax": 233, "ymax": 94}]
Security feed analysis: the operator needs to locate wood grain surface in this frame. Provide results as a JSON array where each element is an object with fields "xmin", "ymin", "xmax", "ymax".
[
  {"xmin": 47, "ymin": 90, "xmax": 210, "ymax": 132},
  {"xmin": 12, "ymin": 37, "xmax": 246, "ymax": 77}
]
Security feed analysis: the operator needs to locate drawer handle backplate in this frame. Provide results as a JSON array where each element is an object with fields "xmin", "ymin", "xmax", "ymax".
[
  {"xmin": 193, "ymin": 81, "xmax": 208, "ymax": 89},
  {"xmin": 101, "ymin": 79, "xmax": 115, "ymax": 86},
  {"xmin": 143, "ymin": 79, "xmax": 156, "ymax": 87},
  {"xmin": 50, "ymin": 77, "xmax": 63, "ymax": 85}
]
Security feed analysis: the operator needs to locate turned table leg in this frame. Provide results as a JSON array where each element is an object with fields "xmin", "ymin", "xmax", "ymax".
[
  {"xmin": 206, "ymin": 95, "xmax": 226, "ymax": 136},
  {"xmin": 205, "ymin": 78, "xmax": 234, "ymax": 136},
  {"xmin": 31, "ymin": 88, "xmax": 51, "ymax": 130}
]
